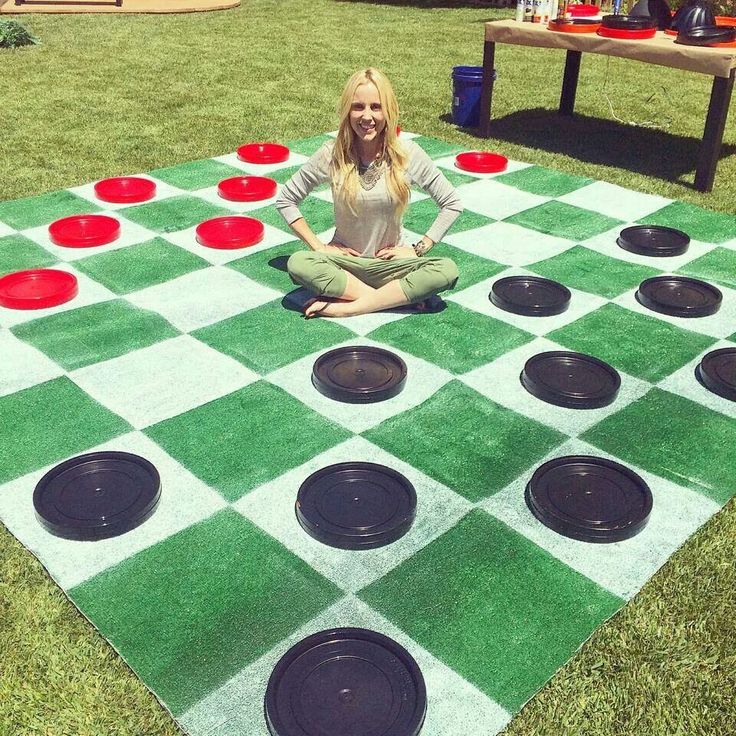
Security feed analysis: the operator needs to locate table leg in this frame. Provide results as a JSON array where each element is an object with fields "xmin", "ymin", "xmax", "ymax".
[
  {"xmin": 695, "ymin": 70, "xmax": 735, "ymax": 193},
  {"xmin": 478, "ymin": 40, "xmax": 496, "ymax": 138},
  {"xmin": 559, "ymin": 50, "xmax": 582, "ymax": 117}
]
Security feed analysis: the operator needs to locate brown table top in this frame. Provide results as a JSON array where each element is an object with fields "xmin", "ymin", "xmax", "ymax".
[{"xmin": 485, "ymin": 19, "xmax": 736, "ymax": 78}]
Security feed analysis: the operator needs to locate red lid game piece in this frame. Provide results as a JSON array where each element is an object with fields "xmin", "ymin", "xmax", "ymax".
[
  {"xmin": 94, "ymin": 177, "xmax": 156, "ymax": 204},
  {"xmin": 217, "ymin": 176, "xmax": 278, "ymax": 202},
  {"xmin": 195, "ymin": 216, "xmax": 265, "ymax": 249},
  {"xmin": 48, "ymin": 215, "xmax": 121, "ymax": 248},
  {"xmin": 236, "ymin": 143, "xmax": 290, "ymax": 164},
  {"xmin": 0, "ymin": 269, "xmax": 78, "ymax": 310}
]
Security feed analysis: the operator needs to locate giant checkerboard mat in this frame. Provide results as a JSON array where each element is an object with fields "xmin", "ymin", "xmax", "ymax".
[{"xmin": 1, "ymin": 132, "xmax": 735, "ymax": 735}]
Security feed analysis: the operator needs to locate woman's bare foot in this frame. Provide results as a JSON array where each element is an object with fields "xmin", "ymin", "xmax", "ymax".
[{"xmin": 304, "ymin": 297, "xmax": 352, "ymax": 318}]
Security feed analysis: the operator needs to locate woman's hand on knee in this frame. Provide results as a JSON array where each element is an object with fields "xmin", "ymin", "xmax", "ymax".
[{"xmin": 376, "ymin": 246, "xmax": 416, "ymax": 260}]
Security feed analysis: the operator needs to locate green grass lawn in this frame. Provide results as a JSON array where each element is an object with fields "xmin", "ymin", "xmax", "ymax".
[{"xmin": 0, "ymin": 2, "xmax": 735, "ymax": 735}]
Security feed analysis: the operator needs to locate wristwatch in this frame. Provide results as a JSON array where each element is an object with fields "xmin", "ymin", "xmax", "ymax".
[{"xmin": 412, "ymin": 239, "xmax": 430, "ymax": 257}]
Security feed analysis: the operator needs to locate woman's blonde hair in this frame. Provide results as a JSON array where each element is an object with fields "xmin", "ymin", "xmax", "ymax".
[{"xmin": 331, "ymin": 68, "xmax": 410, "ymax": 221}]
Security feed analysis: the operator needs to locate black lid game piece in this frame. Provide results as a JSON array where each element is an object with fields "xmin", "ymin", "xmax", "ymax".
[
  {"xmin": 695, "ymin": 347, "xmax": 736, "ymax": 402},
  {"xmin": 312, "ymin": 346, "xmax": 408, "ymax": 403},
  {"xmin": 520, "ymin": 351, "xmax": 621, "ymax": 409},
  {"xmin": 616, "ymin": 225, "xmax": 690, "ymax": 257},
  {"xmin": 296, "ymin": 462, "xmax": 417, "ymax": 550},
  {"xmin": 265, "ymin": 627, "xmax": 427, "ymax": 736},
  {"xmin": 525, "ymin": 455, "xmax": 653, "ymax": 543},
  {"xmin": 490, "ymin": 276, "xmax": 571, "ymax": 317},
  {"xmin": 601, "ymin": 13, "xmax": 656, "ymax": 28},
  {"xmin": 33, "ymin": 451, "xmax": 161, "ymax": 541},
  {"xmin": 635, "ymin": 276, "xmax": 722, "ymax": 317}
]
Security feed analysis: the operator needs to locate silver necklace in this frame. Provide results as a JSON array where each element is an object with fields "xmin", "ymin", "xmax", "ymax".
[{"xmin": 357, "ymin": 160, "xmax": 385, "ymax": 191}]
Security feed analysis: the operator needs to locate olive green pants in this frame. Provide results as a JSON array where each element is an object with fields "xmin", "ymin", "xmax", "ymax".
[{"xmin": 286, "ymin": 251, "xmax": 459, "ymax": 304}]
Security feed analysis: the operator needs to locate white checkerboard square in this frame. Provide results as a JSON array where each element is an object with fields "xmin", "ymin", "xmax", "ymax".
[
  {"xmin": 67, "ymin": 175, "xmax": 187, "ymax": 211},
  {"xmin": 461, "ymin": 336, "xmax": 651, "ymax": 437},
  {"xmin": 451, "ymin": 178, "xmax": 549, "ymax": 220},
  {"xmin": 0, "ymin": 431, "xmax": 227, "ymax": 590},
  {"xmin": 481, "ymin": 438, "xmax": 720, "ymax": 600},
  {"xmin": 447, "ymin": 270, "xmax": 608, "ymax": 337},
  {"xmin": 125, "ymin": 266, "xmax": 281, "ymax": 332},
  {"xmin": 234, "ymin": 436, "xmax": 473, "ymax": 593},
  {"xmin": 0, "ymin": 329, "xmax": 65, "ymax": 397},
  {"xmin": 213, "ymin": 150, "xmax": 310, "ymax": 175},
  {"xmin": 266, "ymin": 337, "xmax": 453, "ymax": 433},
  {"xmin": 557, "ymin": 181, "xmax": 672, "ymax": 222},
  {"xmin": 71, "ymin": 335, "xmax": 259, "ymax": 429},
  {"xmin": 445, "ymin": 221, "xmax": 576, "ymax": 266}
]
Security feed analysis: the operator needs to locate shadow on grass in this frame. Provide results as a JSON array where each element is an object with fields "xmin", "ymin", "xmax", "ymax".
[{"xmin": 443, "ymin": 108, "xmax": 736, "ymax": 188}]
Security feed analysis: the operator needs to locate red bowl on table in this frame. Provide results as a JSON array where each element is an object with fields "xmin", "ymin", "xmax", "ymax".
[
  {"xmin": 568, "ymin": 4, "xmax": 600, "ymax": 16},
  {"xmin": 597, "ymin": 25, "xmax": 657, "ymax": 38},
  {"xmin": 548, "ymin": 19, "xmax": 602, "ymax": 32}
]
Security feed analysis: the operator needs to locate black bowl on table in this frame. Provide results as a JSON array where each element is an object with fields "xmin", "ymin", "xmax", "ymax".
[
  {"xmin": 630, "ymin": 0, "xmax": 673, "ymax": 29},
  {"xmin": 601, "ymin": 14, "xmax": 657, "ymax": 29},
  {"xmin": 670, "ymin": 0, "xmax": 716, "ymax": 32},
  {"xmin": 675, "ymin": 24, "xmax": 736, "ymax": 44}
]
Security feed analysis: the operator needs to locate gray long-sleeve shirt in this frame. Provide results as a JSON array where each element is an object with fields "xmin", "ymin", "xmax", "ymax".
[{"xmin": 275, "ymin": 139, "xmax": 464, "ymax": 257}]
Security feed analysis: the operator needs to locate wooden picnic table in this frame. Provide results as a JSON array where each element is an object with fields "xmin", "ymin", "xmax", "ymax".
[{"xmin": 479, "ymin": 20, "xmax": 736, "ymax": 191}]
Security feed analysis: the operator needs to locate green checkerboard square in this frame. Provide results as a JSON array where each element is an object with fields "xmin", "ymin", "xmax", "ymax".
[
  {"xmin": 249, "ymin": 196, "xmax": 333, "ymax": 234},
  {"xmin": 268, "ymin": 165, "xmax": 305, "ymax": 185},
  {"xmin": 677, "ymin": 247, "xmax": 736, "ymax": 290},
  {"xmin": 12, "ymin": 300, "xmax": 179, "ymax": 371},
  {"xmin": 149, "ymin": 159, "xmax": 245, "ymax": 191},
  {"xmin": 0, "ymin": 234, "xmax": 58, "ymax": 276},
  {"xmin": 227, "ymin": 241, "xmax": 302, "ymax": 292},
  {"xmin": 119, "ymin": 195, "xmax": 232, "ymax": 233},
  {"xmin": 74, "ymin": 237, "xmax": 209, "ymax": 294},
  {"xmin": 286, "ymin": 134, "xmax": 332, "ymax": 157},
  {"xmin": 582, "ymin": 388, "xmax": 736, "ymax": 505},
  {"xmin": 367, "ymin": 302, "xmax": 534, "ymax": 374},
  {"xmin": 192, "ymin": 299, "xmax": 354, "ymax": 374},
  {"xmin": 505, "ymin": 201, "xmax": 623, "ymax": 241},
  {"xmin": 145, "ymin": 381, "xmax": 351, "ymax": 502},
  {"xmin": 0, "ymin": 190, "xmax": 101, "ymax": 231},
  {"xmin": 431, "ymin": 242, "xmax": 505, "ymax": 292},
  {"xmin": 548, "ymin": 303, "xmax": 716, "ymax": 383},
  {"xmin": 411, "ymin": 135, "xmax": 464, "ymax": 159},
  {"xmin": 434, "ymin": 168, "xmax": 480, "ymax": 187},
  {"xmin": 528, "ymin": 246, "xmax": 662, "ymax": 299},
  {"xmin": 0, "ymin": 377, "xmax": 130, "ymax": 484},
  {"xmin": 364, "ymin": 381, "xmax": 566, "ymax": 501},
  {"xmin": 404, "ymin": 198, "xmax": 494, "ymax": 236},
  {"xmin": 70, "ymin": 509, "xmax": 341, "ymax": 716},
  {"xmin": 729, "ymin": 331, "xmax": 736, "ymax": 343},
  {"xmin": 359, "ymin": 509, "xmax": 623, "ymax": 712},
  {"xmin": 639, "ymin": 201, "xmax": 736, "ymax": 244},
  {"xmin": 494, "ymin": 166, "xmax": 593, "ymax": 197}
]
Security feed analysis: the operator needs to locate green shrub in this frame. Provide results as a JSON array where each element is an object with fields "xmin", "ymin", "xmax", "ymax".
[{"xmin": 0, "ymin": 20, "xmax": 39, "ymax": 49}]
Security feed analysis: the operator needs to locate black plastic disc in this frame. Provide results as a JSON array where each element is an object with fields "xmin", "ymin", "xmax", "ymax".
[
  {"xmin": 601, "ymin": 13, "xmax": 656, "ymax": 28},
  {"xmin": 520, "ymin": 351, "xmax": 621, "ymax": 409},
  {"xmin": 695, "ymin": 347, "xmax": 736, "ymax": 402},
  {"xmin": 525, "ymin": 455, "xmax": 653, "ymax": 543},
  {"xmin": 33, "ymin": 451, "xmax": 161, "ymax": 541},
  {"xmin": 635, "ymin": 276, "xmax": 722, "ymax": 317},
  {"xmin": 265, "ymin": 627, "xmax": 427, "ymax": 736},
  {"xmin": 296, "ymin": 462, "xmax": 417, "ymax": 550},
  {"xmin": 312, "ymin": 346, "xmax": 407, "ymax": 403},
  {"xmin": 616, "ymin": 225, "xmax": 690, "ymax": 257},
  {"xmin": 490, "ymin": 276, "xmax": 571, "ymax": 317}
]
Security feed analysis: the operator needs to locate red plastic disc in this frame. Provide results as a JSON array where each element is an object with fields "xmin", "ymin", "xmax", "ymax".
[
  {"xmin": 48, "ymin": 215, "xmax": 121, "ymax": 248},
  {"xmin": 455, "ymin": 151, "xmax": 509, "ymax": 174},
  {"xmin": 217, "ymin": 176, "xmax": 278, "ymax": 202},
  {"xmin": 94, "ymin": 177, "xmax": 156, "ymax": 204},
  {"xmin": 236, "ymin": 143, "xmax": 290, "ymax": 164},
  {"xmin": 0, "ymin": 269, "xmax": 78, "ymax": 310},
  {"xmin": 716, "ymin": 16, "xmax": 736, "ymax": 26},
  {"xmin": 597, "ymin": 26, "xmax": 657, "ymax": 39},
  {"xmin": 195, "ymin": 216, "xmax": 265, "ymax": 249},
  {"xmin": 569, "ymin": 3, "xmax": 600, "ymax": 15}
]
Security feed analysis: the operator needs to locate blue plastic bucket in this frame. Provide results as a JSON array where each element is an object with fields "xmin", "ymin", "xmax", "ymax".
[{"xmin": 451, "ymin": 66, "xmax": 492, "ymax": 128}]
